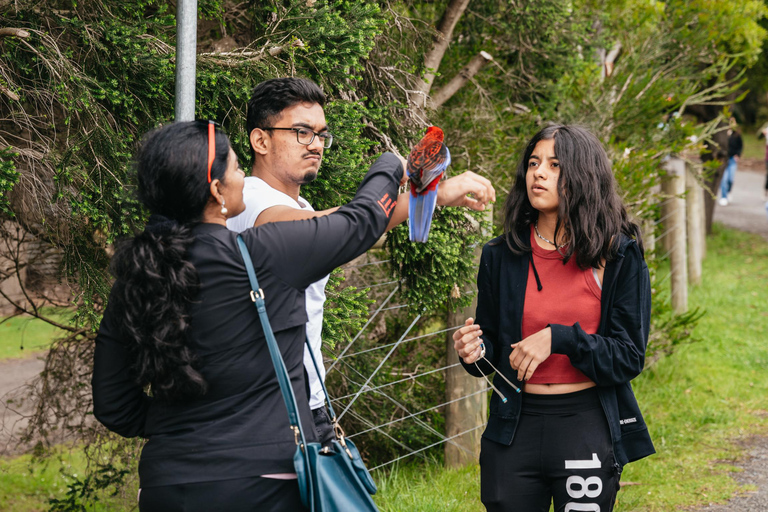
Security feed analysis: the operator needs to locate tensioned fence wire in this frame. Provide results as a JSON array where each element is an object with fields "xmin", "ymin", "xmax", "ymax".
[
  {"xmin": 332, "ymin": 353, "xmax": 475, "ymax": 458},
  {"xmin": 322, "ymin": 275, "xmax": 489, "ymax": 469},
  {"xmin": 370, "ymin": 423, "xmax": 487, "ymax": 472}
]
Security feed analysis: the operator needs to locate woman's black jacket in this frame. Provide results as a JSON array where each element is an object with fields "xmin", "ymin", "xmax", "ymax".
[
  {"xmin": 460, "ymin": 232, "xmax": 656, "ymax": 466},
  {"xmin": 92, "ymin": 153, "xmax": 403, "ymax": 487}
]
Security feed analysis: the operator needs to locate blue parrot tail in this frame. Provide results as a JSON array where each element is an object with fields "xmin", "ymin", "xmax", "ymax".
[{"xmin": 408, "ymin": 184, "xmax": 439, "ymax": 243}]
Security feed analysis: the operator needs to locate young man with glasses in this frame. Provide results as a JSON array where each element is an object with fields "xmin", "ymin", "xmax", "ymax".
[{"xmin": 227, "ymin": 77, "xmax": 495, "ymax": 445}]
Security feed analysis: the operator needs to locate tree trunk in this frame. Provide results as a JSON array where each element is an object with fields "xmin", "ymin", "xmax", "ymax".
[
  {"xmin": 431, "ymin": 51, "xmax": 493, "ymax": 109},
  {"xmin": 416, "ymin": 0, "xmax": 472, "ymax": 104}
]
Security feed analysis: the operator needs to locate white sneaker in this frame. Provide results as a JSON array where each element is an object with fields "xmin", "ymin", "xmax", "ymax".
[{"xmin": 718, "ymin": 197, "xmax": 728, "ymax": 206}]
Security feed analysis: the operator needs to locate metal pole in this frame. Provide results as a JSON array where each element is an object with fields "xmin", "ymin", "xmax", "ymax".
[{"xmin": 175, "ymin": 0, "xmax": 198, "ymax": 121}]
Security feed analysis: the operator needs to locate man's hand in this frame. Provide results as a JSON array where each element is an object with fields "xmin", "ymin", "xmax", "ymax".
[
  {"xmin": 394, "ymin": 152, "xmax": 408, "ymax": 187},
  {"xmin": 385, "ymin": 170, "xmax": 496, "ymax": 231},
  {"xmin": 437, "ymin": 171, "xmax": 496, "ymax": 211}
]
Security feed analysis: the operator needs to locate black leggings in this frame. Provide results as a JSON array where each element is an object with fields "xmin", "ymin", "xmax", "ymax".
[
  {"xmin": 480, "ymin": 387, "xmax": 621, "ymax": 512},
  {"xmin": 139, "ymin": 475, "xmax": 309, "ymax": 512}
]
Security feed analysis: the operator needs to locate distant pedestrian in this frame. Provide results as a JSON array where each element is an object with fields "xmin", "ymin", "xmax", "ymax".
[
  {"xmin": 762, "ymin": 126, "xmax": 768, "ymax": 220},
  {"xmin": 719, "ymin": 117, "xmax": 743, "ymax": 206}
]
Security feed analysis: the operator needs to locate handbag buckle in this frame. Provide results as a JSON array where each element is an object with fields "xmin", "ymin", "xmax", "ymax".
[
  {"xmin": 332, "ymin": 420, "xmax": 355, "ymax": 460},
  {"xmin": 249, "ymin": 288, "xmax": 265, "ymax": 302},
  {"xmin": 291, "ymin": 425, "xmax": 302, "ymax": 449}
]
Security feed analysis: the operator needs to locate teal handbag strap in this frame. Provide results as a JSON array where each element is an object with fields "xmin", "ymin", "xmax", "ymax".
[{"xmin": 236, "ymin": 235, "xmax": 308, "ymax": 449}]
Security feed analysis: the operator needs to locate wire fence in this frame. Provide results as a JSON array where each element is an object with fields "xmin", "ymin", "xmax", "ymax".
[
  {"xmin": 320, "ymin": 271, "xmax": 490, "ymax": 469},
  {"xmin": 320, "ymin": 166, "xmax": 701, "ymax": 471}
]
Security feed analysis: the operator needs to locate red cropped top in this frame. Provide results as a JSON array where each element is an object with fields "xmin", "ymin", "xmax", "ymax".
[{"xmin": 524, "ymin": 226, "xmax": 602, "ymax": 384}]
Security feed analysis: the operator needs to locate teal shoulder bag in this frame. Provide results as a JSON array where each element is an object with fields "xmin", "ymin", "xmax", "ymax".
[{"xmin": 236, "ymin": 235, "xmax": 378, "ymax": 512}]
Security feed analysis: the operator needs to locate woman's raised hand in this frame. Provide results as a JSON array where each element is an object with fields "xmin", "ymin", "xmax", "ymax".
[
  {"xmin": 453, "ymin": 317, "xmax": 485, "ymax": 364},
  {"xmin": 509, "ymin": 327, "xmax": 552, "ymax": 381}
]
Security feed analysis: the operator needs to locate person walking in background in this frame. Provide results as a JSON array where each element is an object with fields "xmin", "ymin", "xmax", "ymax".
[
  {"xmin": 719, "ymin": 117, "xmax": 743, "ymax": 206},
  {"xmin": 762, "ymin": 125, "xmax": 768, "ymax": 220},
  {"xmin": 452, "ymin": 125, "xmax": 655, "ymax": 512},
  {"xmin": 227, "ymin": 77, "xmax": 496, "ymax": 445},
  {"xmin": 92, "ymin": 121, "xmax": 405, "ymax": 511}
]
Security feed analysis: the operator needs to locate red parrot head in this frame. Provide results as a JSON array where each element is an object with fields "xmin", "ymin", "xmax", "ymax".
[{"xmin": 425, "ymin": 126, "xmax": 444, "ymax": 141}]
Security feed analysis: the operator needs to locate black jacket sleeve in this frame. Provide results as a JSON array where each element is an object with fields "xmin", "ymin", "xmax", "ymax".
[
  {"xmin": 550, "ymin": 242, "xmax": 651, "ymax": 385},
  {"xmin": 460, "ymin": 244, "xmax": 500, "ymax": 377},
  {"xmin": 245, "ymin": 152, "xmax": 403, "ymax": 290},
  {"xmin": 92, "ymin": 293, "xmax": 151, "ymax": 438}
]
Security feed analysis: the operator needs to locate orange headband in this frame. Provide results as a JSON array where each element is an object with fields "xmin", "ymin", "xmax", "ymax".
[{"xmin": 207, "ymin": 120, "xmax": 216, "ymax": 183}]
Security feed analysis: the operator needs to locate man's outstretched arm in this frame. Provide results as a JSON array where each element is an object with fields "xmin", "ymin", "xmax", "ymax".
[{"xmin": 253, "ymin": 169, "xmax": 495, "ymax": 230}]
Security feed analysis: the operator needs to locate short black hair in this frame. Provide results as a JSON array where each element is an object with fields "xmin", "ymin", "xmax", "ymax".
[{"xmin": 246, "ymin": 78, "xmax": 326, "ymax": 161}]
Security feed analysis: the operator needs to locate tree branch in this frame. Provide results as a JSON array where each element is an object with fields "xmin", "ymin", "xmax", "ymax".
[
  {"xmin": 417, "ymin": 0, "xmax": 471, "ymax": 101},
  {"xmin": 197, "ymin": 40, "xmax": 304, "ymax": 68},
  {"xmin": 0, "ymin": 84, "xmax": 19, "ymax": 101},
  {"xmin": 431, "ymin": 51, "xmax": 493, "ymax": 109},
  {"xmin": 603, "ymin": 42, "xmax": 622, "ymax": 78},
  {"xmin": 0, "ymin": 28, "xmax": 30, "ymax": 39}
]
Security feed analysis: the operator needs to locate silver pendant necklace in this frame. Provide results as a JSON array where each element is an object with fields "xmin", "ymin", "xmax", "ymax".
[{"xmin": 534, "ymin": 221, "xmax": 565, "ymax": 249}]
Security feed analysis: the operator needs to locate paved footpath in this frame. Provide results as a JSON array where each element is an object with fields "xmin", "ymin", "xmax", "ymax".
[
  {"xmin": 693, "ymin": 162, "xmax": 768, "ymax": 512},
  {"xmin": 714, "ymin": 161, "xmax": 768, "ymax": 241},
  {"xmin": 0, "ymin": 355, "xmax": 45, "ymax": 455}
]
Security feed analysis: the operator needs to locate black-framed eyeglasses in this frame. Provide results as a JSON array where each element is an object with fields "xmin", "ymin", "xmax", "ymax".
[{"xmin": 263, "ymin": 127, "xmax": 334, "ymax": 149}]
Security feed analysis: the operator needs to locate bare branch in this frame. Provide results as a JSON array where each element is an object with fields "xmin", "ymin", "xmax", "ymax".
[
  {"xmin": 417, "ymin": 0, "xmax": 471, "ymax": 100},
  {"xmin": 197, "ymin": 40, "xmax": 303, "ymax": 68},
  {"xmin": 0, "ymin": 84, "xmax": 19, "ymax": 101},
  {"xmin": 0, "ymin": 28, "xmax": 30, "ymax": 39},
  {"xmin": 603, "ymin": 42, "xmax": 622, "ymax": 78},
  {"xmin": 431, "ymin": 51, "xmax": 493, "ymax": 109}
]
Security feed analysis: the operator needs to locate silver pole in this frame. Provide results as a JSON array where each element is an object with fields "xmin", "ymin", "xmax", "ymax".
[{"xmin": 175, "ymin": 0, "xmax": 198, "ymax": 121}]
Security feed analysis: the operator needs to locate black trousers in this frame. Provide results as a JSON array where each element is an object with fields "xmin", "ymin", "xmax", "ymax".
[
  {"xmin": 480, "ymin": 387, "xmax": 621, "ymax": 512},
  {"xmin": 312, "ymin": 405, "xmax": 337, "ymax": 448},
  {"xmin": 139, "ymin": 475, "xmax": 309, "ymax": 512}
]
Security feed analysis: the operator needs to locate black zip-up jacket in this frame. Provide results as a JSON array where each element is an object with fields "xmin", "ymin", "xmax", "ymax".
[
  {"xmin": 460, "ymin": 231, "xmax": 656, "ymax": 466},
  {"xmin": 92, "ymin": 153, "xmax": 402, "ymax": 487}
]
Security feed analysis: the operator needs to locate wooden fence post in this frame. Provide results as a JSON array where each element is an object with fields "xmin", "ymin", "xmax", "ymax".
[
  {"xmin": 445, "ymin": 208, "xmax": 490, "ymax": 468},
  {"xmin": 643, "ymin": 184, "xmax": 661, "ymax": 255},
  {"xmin": 686, "ymin": 165, "xmax": 704, "ymax": 286},
  {"xmin": 662, "ymin": 157, "xmax": 688, "ymax": 313}
]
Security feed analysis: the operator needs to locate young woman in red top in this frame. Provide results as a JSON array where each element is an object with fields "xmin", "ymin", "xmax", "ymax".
[{"xmin": 453, "ymin": 125, "xmax": 654, "ymax": 511}]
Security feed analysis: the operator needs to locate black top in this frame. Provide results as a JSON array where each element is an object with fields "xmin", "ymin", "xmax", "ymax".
[
  {"xmin": 727, "ymin": 131, "xmax": 743, "ymax": 158},
  {"xmin": 92, "ymin": 153, "xmax": 403, "ymax": 487},
  {"xmin": 460, "ymin": 231, "xmax": 655, "ymax": 466}
]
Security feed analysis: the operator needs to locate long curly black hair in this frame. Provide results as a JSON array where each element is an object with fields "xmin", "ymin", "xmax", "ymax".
[
  {"xmin": 502, "ymin": 124, "xmax": 643, "ymax": 269},
  {"xmin": 109, "ymin": 121, "xmax": 231, "ymax": 401}
]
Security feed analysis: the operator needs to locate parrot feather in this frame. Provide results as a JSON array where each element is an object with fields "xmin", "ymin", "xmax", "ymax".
[{"xmin": 406, "ymin": 126, "xmax": 451, "ymax": 242}]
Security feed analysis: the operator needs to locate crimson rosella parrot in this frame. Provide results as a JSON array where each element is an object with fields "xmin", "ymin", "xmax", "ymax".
[{"xmin": 407, "ymin": 126, "xmax": 451, "ymax": 242}]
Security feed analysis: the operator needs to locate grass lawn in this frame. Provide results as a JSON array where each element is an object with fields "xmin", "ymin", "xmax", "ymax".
[
  {"xmin": 374, "ymin": 224, "xmax": 768, "ymax": 511},
  {"xmin": 0, "ymin": 445, "xmax": 138, "ymax": 512},
  {"xmin": 740, "ymin": 130, "xmax": 765, "ymax": 161},
  {"xmin": 0, "ymin": 310, "xmax": 73, "ymax": 361}
]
